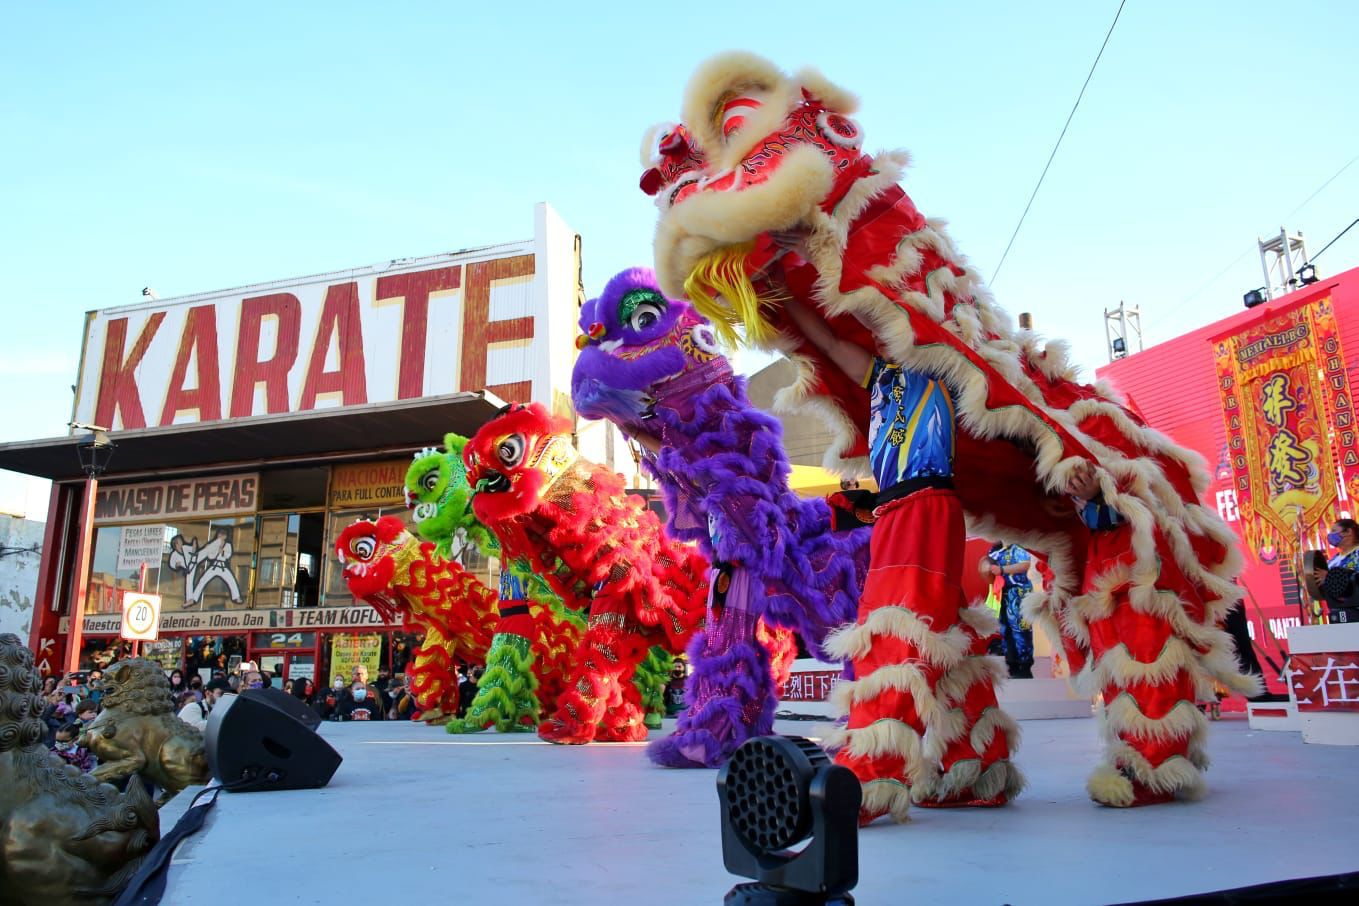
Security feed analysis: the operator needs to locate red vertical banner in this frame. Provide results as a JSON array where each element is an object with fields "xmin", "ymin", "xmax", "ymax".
[
  {"xmin": 1212, "ymin": 296, "xmax": 1359, "ymax": 561},
  {"xmin": 1313, "ymin": 297, "xmax": 1359, "ymax": 506}
]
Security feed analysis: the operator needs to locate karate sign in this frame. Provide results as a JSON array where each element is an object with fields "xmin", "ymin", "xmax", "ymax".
[
  {"xmin": 120, "ymin": 592, "xmax": 163, "ymax": 641},
  {"xmin": 1289, "ymin": 651, "xmax": 1359, "ymax": 712}
]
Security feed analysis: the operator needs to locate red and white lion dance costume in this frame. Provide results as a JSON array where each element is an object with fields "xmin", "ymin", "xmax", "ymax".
[{"xmin": 641, "ymin": 52, "xmax": 1258, "ymax": 821}]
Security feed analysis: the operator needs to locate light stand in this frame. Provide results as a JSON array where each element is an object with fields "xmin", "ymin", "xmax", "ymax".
[{"xmin": 716, "ymin": 735, "xmax": 861, "ymax": 905}]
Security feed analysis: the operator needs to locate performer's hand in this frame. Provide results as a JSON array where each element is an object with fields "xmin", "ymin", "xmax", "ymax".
[
  {"xmin": 632, "ymin": 431, "xmax": 662, "ymax": 455},
  {"xmin": 1040, "ymin": 496, "xmax": 1072, "ymax": 518},
  {"xmin": 989, "ymin": 565, "xmax": 1002, "ymax": 577},
  {"xmin": 1065, "ymin": 461, "xmax": 1102, "ymax": 501},
  {"xmin": 1313, "ymin": 567, "xmax": 1329, "ymax": 583},
  {"xmin": 767, "ymin": 228, "xmax": 808, "ymax": 253}
]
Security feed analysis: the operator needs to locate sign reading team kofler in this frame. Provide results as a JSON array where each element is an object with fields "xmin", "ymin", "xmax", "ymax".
[{"xmin": 93, "ymin": 473, "xmax": 259, "ymax": 525}]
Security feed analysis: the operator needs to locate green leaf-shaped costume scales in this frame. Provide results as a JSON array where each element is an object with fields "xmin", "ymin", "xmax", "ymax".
[
  {"xmin": 406, "ymin": 435, "xmax": 671, "ymax": 732},
  {"xmin": 448, "ymin": 622, "xmax": 539, "ymax": 733}
]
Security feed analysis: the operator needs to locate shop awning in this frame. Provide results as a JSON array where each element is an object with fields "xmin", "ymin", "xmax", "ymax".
[{"xmin": 0, "ymin": 391, "xmax": 507, "ymax": 482}]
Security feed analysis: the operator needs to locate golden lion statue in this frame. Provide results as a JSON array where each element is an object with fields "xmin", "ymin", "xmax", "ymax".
[
  {"xmin": 0, "ymin": 633, "xmax": 159, "ymax": 905},
  {"xmin": 80, "ymin": 657, "xmax": 210, "ymax": 806}
]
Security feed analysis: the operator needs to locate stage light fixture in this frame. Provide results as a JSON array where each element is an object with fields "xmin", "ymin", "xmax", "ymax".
[
  {"xmin": 1111, "ymin": 337, "xmax": 1127, "ymax": 357},
  {"xmin": 716, "ymin": 735, "xmax": 860, "ymax": 906},
  {"xmin": 1298, "ymin": 263, "xmax": 1319, "ymax": 285},
  {"xmin": 1243, "ymin": 288, "xmax": 1268, "ymax": 309}
]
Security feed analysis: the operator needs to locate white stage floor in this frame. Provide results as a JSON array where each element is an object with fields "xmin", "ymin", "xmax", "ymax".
[{"xmin": 160, "ymin": 715, "xmax": 1358, "ymax": 904}]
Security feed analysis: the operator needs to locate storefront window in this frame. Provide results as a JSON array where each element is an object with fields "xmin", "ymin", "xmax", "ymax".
[
  {"xmin": 87, "ymin": 525, "xmax": 168, "ymax": 614},
  {"xmin": 184, "ymin": 634, "xmax": 248, "ymax": 679},
  {"xmin": 88, "ymin": 517, "xmax": 256, "ymax": 614},
  {"xmin": 141, "ymin": 639, "xmax": 184, "ymax": 673},
  {"xmin": 250, "ymin": 630, "xmax": 318, "ymax": 688},
  {"xmin": 78, "ymin": 637, "xmax": 138, "ymax": 671},
  {"xmin": 255, "ymin": 512, "xmax": 325, "ymax": 609},
  {"xmin": 161, "ymin": 517, "xmax": 255, "ymax": 611}
]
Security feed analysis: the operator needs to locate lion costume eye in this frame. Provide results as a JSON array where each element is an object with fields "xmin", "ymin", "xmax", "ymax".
[
  {"xmin": 630, "ymin": 304, "xmax": 662, "ymax": 332},
  {"xmin": 420, "ymin": 469, "xmax": 440, "ymax": 492},
  {"xmin": 618, "ymin": 289, "xmax": 666, "ymax": 335},
  {"xmin": 351, "ymin": 537, "xmax": 375, "ymax": 560},
  {"xmin": 497, "ymin": 435, "xmax": 525, "ymax": 468}
]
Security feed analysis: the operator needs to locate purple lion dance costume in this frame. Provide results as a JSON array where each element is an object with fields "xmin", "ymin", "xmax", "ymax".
[{"xmin": 572, "ymin": 267, "xmax": 870, "ymax": 768}]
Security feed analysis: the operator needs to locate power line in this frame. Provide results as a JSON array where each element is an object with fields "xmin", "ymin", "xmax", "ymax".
[
  {"xmin": 1312, "ymin": 217, "xmax": 1359, "ymax": 263},
  {"xmin": 1173, "ymin": 153, "xmax": 1359, "ymax": 309},
  {"xmin": 990, "ymin": 0, "xmax": 1128, "ymax": 286},
  {"xmin": 1287, "ymin": 153, "xmax": 1359, "ymax": 219}
]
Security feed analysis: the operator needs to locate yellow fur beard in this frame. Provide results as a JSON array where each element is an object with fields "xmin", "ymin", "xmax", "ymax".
[{"xmin": 683, "ymin": 243, "xmax": 782, "ymax": 348}]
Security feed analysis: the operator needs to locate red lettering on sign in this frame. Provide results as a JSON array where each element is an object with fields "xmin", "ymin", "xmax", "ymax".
[
  {"xmin": 231, "ymin": 293, "xmax": 301, "ymax": 417},
  {"xmin": 94, "ymin": 313, "xmax": 166, "ymax": 429},
  {"xmin": 462, "ymin": 255, "xmax": 535, "ymax": 402},
  {"xmin": 160, "ymin": 305, "xmax": 222, "ymax": 425},
  {"xmin": 377, "ymin": 266, "xmax": 461, "ymax": 400},
  {"xmin": 299, "ymin": 283, "xmax": 367, "ymax": 409}
]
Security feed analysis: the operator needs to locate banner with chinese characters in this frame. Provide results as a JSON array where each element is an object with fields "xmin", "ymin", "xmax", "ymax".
[
  {"xmin": 1212, "ymin": 296, "xmax": 1359, "ymax": 559},
  {"xmin": 1289, "ymin": 651, "xmax": 1359, "ymax": 712},
  {"xmin": 778, "ymin": 670, "xmax": 840, "ymax": 702}
]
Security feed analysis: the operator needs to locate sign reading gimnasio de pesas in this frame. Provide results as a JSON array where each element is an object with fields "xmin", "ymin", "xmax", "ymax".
[{"xmin": 94, "ymin": 473, "xmax": 259, "ymax": 525}]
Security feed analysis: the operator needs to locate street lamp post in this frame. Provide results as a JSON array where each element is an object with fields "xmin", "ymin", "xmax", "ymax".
[{"xmin": 64, "ymin": 428, "xmax": 115, "ymax": 674}]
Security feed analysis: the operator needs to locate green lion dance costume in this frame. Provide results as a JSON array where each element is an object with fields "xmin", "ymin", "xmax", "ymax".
[{"xmin": 404, "ymin": 436, "xmax": 672, "ymax": 732}]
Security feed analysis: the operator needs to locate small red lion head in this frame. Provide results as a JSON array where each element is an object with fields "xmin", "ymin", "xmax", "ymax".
[
  {"xmin": 334, "ymin": 515, "xmax": 407, "ymax": 620},
  {"xmin": 463, "ymin": 403, "xmax": 578, "ymax": 524}
]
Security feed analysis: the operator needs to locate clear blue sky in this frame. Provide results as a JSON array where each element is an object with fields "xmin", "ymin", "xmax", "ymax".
[{"xmin": 2, "ymin": 1, "xmax": 1357, "ymax": 517}]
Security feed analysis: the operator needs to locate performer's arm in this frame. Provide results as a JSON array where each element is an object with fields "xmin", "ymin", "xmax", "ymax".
[
  {"xmin": 783, "ymin": 294, "xmax": 872, "ymax": 382},
  {"xmin": 633, "ymin": 432, "xmax": 662, "ymax": 455},
  {"xmin": 1066, "ymin": 460, "xmax": 1124, "ymax": 531}
]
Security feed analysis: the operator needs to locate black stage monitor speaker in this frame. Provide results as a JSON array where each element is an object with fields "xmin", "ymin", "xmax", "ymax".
[{"xmin": 205, "ymin": 689, "xmax": 342, "ymax": 792}]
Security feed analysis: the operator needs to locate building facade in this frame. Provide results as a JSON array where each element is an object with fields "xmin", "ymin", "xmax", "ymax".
[
  {"xmin": 0, "ymin": 203, "xmax": 646, "ymax": 683},
  {"xmin": 0, "ymin": 513, "xmax": 43, "ymax": 641}
]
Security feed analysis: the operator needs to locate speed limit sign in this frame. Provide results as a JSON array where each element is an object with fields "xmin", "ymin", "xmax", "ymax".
[{"xmin": 120, "ymin": 592, "xmax": 162, "ymax": 641}]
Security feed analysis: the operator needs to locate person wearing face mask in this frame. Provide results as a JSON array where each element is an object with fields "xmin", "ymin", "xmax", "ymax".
[
  {"xmin": 51, "ymin": 722, "xmax": 96, "ymax": 772},
  {"xmin": 337, "ymin": 681, "xmax": 384, "ymax": 721},
  {"xmin": 320, "ymin": 676, "xmax": 346, "ymax": 721},
  {"xmin": 1312, "ymin": 518, "xmax": 1359, "ymax": 624},
  {"xmin": 243, "ymin": 670, "xmax": 265, "ymax": 691},
  {"xmin": 86, "ymin": 669, "xmax": 105, "ymax": 706}
]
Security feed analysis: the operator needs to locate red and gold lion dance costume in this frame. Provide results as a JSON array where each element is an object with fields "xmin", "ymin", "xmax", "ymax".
[
  {"xmin": 335, "ymin": 515, "xmax": 579, "ymax": 723},
  {"xmin": 463, "ymin": 402, "xmax": 707, "ymax": 744},
  {"xmin": 642, "ymin": 52, "xmax": 1258, "ymax": 821}
]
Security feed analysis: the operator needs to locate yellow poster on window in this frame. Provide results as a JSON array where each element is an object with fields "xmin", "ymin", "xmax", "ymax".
[{"xmin": 328, "ymin": 633, "xmax": 382, "ymax": 685}]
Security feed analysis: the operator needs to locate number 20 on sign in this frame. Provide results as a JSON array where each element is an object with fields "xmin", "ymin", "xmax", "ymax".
[{"xmin": 121, "ymin": 592, "xmax": 162, "ymax": 642}]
